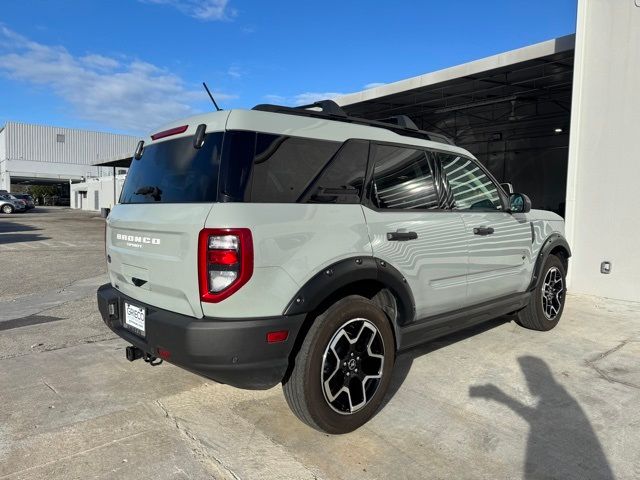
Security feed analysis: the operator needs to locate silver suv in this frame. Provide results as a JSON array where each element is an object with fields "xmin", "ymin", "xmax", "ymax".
[{"xmin": 97, "ymin": 101, "xmax": 570, "ymax": 434}]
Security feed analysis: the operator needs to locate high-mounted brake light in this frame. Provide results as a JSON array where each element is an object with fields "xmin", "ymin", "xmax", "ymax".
[
  {"xmin": 151, "ymin": 125, "xmax": 188, "ymax": 140},
  {"xmin": 198, "ymin": 228, "xmax": 253, "ymax": 303}
]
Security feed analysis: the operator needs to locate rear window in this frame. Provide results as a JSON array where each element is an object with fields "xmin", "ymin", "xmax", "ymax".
[{"xmin": 120, "ymin": 133, "xmax": 223, "ymax": 204}]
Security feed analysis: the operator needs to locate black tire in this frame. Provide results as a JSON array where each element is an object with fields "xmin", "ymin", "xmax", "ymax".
[
  {"xmin": 517, "ymin": 254, "xmax": 567, "ymax": 331},
  {"xmin": 282, "ymin": 295, "xmax": 395, "ymax": 434},
  {"xmin": 1, "ymin": 204, "xmax": 14, "ymax": 214}
]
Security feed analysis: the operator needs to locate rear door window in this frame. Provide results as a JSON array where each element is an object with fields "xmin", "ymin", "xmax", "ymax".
[{"xmin": 120, "ymin": 133, "xmax": 223, "ymax": 204}]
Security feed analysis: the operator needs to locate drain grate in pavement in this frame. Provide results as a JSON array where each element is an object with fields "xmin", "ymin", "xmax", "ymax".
[{"xmin": 0, "ymin": 315, "xmax": 64, "ymax": 331}]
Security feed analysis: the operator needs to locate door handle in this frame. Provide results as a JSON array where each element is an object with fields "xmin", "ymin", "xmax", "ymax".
[
  {"xmin": 473, "ymin": 227, "xmax": 495, "ymax": 236},
  {"xmin": 387, "ymin": 231, "xmax": 418, "ymax": 241}
]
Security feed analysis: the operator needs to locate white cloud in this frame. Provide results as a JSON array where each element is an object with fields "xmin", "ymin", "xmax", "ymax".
[
  {"xmin": 364, "ymin": 82, "xmax": 386, "ymax": 90},
  {"xmin": 261, "ymin": 92, "xmax": 346, "ymax": 107},
  {"xmin": 0, "ymin": 26, "xmax": 235, "ymax": 134},
  {"xmin": 80, "ymin": 54, "xmax": 120, "ymax": 71},
  {"xmin": 227, "ymin": 64, "xmax": 243, "ymax": 79},
  {"xmin": 263, "ymin": 94, "xmax": 286, "ymax": 104},
  {"xmin": 292, "ymin": 92, "xmax": 345, "ymax": 106},
  {"xmin": 140, "ymin": 0, "xmax": 235, "ymax": 21}
]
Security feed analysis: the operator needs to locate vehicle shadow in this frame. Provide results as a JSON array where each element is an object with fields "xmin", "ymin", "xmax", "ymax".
[
  {"xmin": 0, "ymin": 232, "xmax": 51, "ymax": 245},
  {"xmin": 381, "ymin": 316, "xmax": 509, "ymax": 410},
  {"xmin": 469, "ymin": 356, "xmax": 615, "ymax": 479},
  {"xmin": 0, "ymin": 221, "xmax": 42, "ymax": 234}
]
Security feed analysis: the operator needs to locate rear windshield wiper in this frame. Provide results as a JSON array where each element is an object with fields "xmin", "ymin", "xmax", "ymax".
[{"xmin": 134, "ymin": 185, "xmax": 163, "ymax": 202}]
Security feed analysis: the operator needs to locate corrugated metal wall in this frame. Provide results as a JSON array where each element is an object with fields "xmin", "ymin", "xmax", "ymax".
[
  {"xmin": 4, "ymin": 122, "xmax": 138, "ymax": 165},
  {"xmin": 0, "ymin": 128, "xmax": 6, "ymax": 161}
]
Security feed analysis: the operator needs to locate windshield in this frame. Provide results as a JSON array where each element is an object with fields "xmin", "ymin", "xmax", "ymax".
[{"xmin": 120, "ymin": 133, "xmax": 223, "ymax": 204}]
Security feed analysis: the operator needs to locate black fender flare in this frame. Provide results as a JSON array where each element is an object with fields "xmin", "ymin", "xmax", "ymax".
[
  {"xmin": 528, "ymin": 233, "xmax": 572, "ymax": 291},
  {"xmin": 282, "ymin": 256, "xmax": 416, "ymax": 342}
]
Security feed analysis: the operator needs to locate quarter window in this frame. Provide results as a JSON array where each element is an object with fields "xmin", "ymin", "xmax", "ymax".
[
  {"xmin": 301, "ymin": 139, "xmax": 369, "ymax": 203},
  {"xmin": 220, "ymin": 131, "xmax": 347, "ymax": 203},
  {"xmin": 371, "ymin": 145, "xmax": 439, "ymax": 210},
  {"xmin": 250, "ymin": 134, "xmax": 341, "ymax": 203},
  {"xmin": 438, "ymin": 154, "xmax": 502, "ymax": 210}
]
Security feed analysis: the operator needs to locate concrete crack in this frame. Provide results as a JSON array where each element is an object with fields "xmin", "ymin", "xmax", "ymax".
[
  {"xmin": 155, "ymin": 399, "xmax": 241, "ymax": 480},
  {"xmin": 586, "ymin": 338, "xmax": 640, "ymax": 390},
  {"xmin": 0, "ymin": 431, "xmax": 147, "ymax": 479},
  {"xmin": 42, "ymin": 379, "xmax": 60, "ymax": 396}
]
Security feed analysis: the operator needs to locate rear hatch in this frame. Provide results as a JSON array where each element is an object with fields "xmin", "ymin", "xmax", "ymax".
[{"xmin": 106, "ymin": 117, "xmax": 227, "ymax": 318}]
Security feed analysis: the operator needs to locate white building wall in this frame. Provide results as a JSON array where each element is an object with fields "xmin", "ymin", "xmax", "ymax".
[
  {"xmin": 70, "ymin": 175, "xmax": 126, "ymax": 211},
  {"xmin": 0, "ymin": 122, "xmax": 137, "ymax": 188},
  {"xmin": 0, "ymin": 128, "xmax": 7, "ymax": 190},
  {"xmin": 565, "ymin": 0, "xmax": 640, "ymax": 301},
  {"xmin": 0, "ymin": 128, "xmax": 6, "ymax": 163},
  {"xmin": 4, "ymin": 122, "xmax": 137, "ymax": 165}
]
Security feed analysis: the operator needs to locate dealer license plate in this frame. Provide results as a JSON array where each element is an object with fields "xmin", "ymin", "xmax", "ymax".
[{"xmin": 124, "ymin": 302, "xmax": 146, "ymax": 336}]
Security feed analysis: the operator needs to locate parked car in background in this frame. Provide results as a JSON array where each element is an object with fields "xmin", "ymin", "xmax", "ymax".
[
  {"xmin": 10, "ymin": 194, "xmax": 35, "ymax": 210},
  {"xmin": 4, "ymin": 194, "xmax": 28, "ymax": 212},
  {"xmin": 0, "ymin": 194, "xmax": 26, "ymax": 214}
]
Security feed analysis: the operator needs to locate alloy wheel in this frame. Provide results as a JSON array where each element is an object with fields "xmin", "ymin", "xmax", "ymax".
[
  {"xmin": 321, "ymin": 318, "xmax": 385, "ymax": 415},
  {"xmin": 541, "ymin": 266, "xmax": 564, "ymax": 320}
]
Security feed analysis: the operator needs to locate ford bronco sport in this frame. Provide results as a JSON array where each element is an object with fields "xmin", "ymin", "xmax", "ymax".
[{"xmin": 97, "ymin": 100, "xmax": 570, "ymax": 434}]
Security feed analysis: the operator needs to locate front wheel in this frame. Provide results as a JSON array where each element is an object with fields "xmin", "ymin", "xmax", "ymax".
[
  {"xmin": 1, "ymin": 204, "xmax": 14, "ymax": 214},
  {"xmin": 283, "ymin": 295, "xmax": 395, "ymax": 434},
  {"xmin": 517, "ymin": 254, "xmax": 567, "ymax": 331}
]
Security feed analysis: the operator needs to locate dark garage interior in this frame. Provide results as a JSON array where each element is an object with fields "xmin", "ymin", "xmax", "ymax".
[{"xmin": 343, "ymin": 45, "xmax": 574, "ymax": 217}]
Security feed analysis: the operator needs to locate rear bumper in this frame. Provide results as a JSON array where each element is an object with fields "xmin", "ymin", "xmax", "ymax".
[{"xmin": 97, "ymin": 283, "xmax": 305, "ymax": 389}]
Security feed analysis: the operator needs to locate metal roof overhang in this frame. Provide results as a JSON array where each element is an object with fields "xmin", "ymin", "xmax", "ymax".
[
  {"xmin": 335, "ymin": 35, "xmax": 575, "ymax": 139},
  {"xmin": 93, "ymin": 155, "xmax": 133, "ymax": 168}
]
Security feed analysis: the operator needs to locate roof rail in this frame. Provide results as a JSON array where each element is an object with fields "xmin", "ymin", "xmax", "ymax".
[{"xmin": 251, "ymin": 100, "xmax": 453, "ymax": 145}]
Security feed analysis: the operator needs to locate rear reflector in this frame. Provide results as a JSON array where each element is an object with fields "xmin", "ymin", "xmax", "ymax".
[
  {"xmin": 267, "ymin": 330, "xmax": 289, "ymax": 343},
  {"xmin": 151, "ymin": 125, "xmax": 188, "ymax": 140},
  {"xmin": 157, "ymin": 348, "xmax": 171, "ymax": 360}
]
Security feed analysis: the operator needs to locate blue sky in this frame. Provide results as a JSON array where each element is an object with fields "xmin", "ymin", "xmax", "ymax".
[{"xmin": 0, "ymin": 0, "xmax": 577, "ymax": 135}]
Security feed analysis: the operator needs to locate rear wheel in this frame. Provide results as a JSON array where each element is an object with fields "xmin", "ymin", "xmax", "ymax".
[
  {"xmin": 283, "ymin": 295, "xmax": 395, "ymax": 434},
  {"xmin": 1, "ymin": 204, "xmax": 14, "ymax": 214},
  {"xmin": 517, "ymin": 254, "xmax": 566, "ymax": 331}
]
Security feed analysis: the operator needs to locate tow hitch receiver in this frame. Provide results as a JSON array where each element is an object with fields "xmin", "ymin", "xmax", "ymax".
[
  {"xmin": 125, "ymin": 345, "xmax": 143, "ymax": 361},
  {"xmin": 125, "ymin": 345, "xmax": 163, "ymax": 366}
]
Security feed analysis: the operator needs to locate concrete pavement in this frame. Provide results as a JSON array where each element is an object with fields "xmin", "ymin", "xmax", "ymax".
[{"xmin": 1, "ymin": 209, "xmax": 639, "ymax": 479}]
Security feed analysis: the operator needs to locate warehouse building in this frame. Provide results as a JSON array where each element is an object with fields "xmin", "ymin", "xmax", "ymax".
[
  {"xmin": 0, "ymin": 121, "xmax": 138, "ymax": 204},
  {"xmin": 336, "ymin": 0, "xmax": 639, "ymax": 302}
]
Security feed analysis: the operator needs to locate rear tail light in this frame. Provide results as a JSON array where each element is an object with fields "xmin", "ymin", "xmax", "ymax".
[{"xmin": 198, "ymin": 228, "xmax": 253, "ymax": 303}]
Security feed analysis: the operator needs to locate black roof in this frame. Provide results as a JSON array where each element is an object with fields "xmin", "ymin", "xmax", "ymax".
[{"xmin": 252, "ymin": 100, "xmax": 453, "ymax": 145}]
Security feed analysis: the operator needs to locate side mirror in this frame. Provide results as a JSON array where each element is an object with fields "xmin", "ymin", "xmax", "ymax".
[
  {"xmin": 509, "ymin": 193, "xmax": 532, "ymax": 213},
  {"xmin": 500, "ymin": 182, "xmax": 514, "ymax": 194}
]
